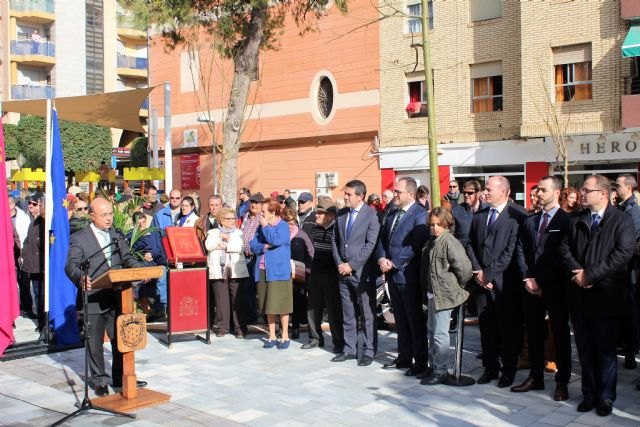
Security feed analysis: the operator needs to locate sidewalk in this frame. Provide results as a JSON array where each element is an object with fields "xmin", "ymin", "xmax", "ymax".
[{"xmin": 1, "ymin": 319, "xmax": 640, "ymax": 426}]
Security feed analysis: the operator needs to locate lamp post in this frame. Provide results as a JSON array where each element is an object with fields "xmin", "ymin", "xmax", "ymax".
[{"xmin": 197, "ymin": 116, "xmax": 217, "ymax": 194}]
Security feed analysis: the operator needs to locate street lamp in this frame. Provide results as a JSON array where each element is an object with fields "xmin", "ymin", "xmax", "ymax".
[{"xmin": 197, "ymin": 115, "xmax": 217, "ymax": 195}]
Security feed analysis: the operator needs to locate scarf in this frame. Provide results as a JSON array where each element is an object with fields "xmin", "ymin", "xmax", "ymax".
[
  {"xmin": 177, "ymin": 211, "xmax": 193, "ymax": 226},
  {"xmin": 219, "ymin": 224, "xmax": 236, "ymax": 234}
]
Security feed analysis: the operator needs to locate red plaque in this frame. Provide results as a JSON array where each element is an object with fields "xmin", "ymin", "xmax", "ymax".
[
  {"xmin": 168, "ymin": 268, "xmax": 208, "ymax": 333},
  {"xmin": 165, "ymin": 227, "xmax": 206, "ymax": 263},
  {"xmin": 180, "ymin": 153, "xmax": 200, "ymax": 190}
]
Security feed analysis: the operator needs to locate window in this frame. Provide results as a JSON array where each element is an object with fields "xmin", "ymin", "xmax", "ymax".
[
  {"xmin": 406, "ymin": 0, "xmax": 433, "ymax": 33},
  {"xmin": 470, "ymin": 0, "xmax": 501, "ymax": 22},
  {"xmin": 406, "ymin": 80, "xmax": 427, "ymax": 118},
  {"xmin": 553, "ymin": 44, "xmax": 592, "ymax": 102},
  {"xmin": 317, "ymin": 77, "xmax": 334, "ymax": 119},
  {"xmin": 470, "ymin": 62, "xmax": 503, "ymax": 113}
]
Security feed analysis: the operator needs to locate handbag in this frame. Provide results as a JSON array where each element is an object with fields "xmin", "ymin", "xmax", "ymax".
[{"xmin": 290, "ymin": 259, "xmax": 306, "ymax": 282}]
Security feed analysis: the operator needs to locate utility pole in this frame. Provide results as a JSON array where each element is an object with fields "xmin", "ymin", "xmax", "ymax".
[
  {"xmin": 421, "ymin": 0, "xmax": 440, "ymax": 208},
  {"xmin": 197, "ymin": 116, "xmax": 217, "ymax": 195}
]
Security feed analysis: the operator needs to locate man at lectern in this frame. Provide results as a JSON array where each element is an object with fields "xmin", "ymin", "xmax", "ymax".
[{"xmin": 65, "ymin": 197, "xmax": 147, "ymax": 397}]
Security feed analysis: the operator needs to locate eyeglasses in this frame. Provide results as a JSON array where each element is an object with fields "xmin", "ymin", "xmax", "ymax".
[
  {"xmin": 449, "ymin": 185, "xmax": 459, "ymax": 189},
  {"xmin": 170, "ymin": 197, "xmax": 181, "ymax": 200},
  {"xmin": 462, "ymin": 191, "xmax": 476, "ymax": 196},
  {"xmin": 222, "ymin": 217, "xmax": 235, "ymax": 220},
  {"xmin": 76, "ymin": 207, "xmax": 89, "ymax": 211},
  {"xmin": 393, "ymin": 189, "xmax": 406, "ymax": 194},
  {"xmin": 580, "ymin": 188, "xmax": 601, "ymax": 194}
]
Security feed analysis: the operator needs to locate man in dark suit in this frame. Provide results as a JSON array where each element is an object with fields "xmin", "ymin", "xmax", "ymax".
[
  {"xmin": 512, "ymin": 176, "xmax": 572, "ymax": 401},
  {"xmin": 377, "ymin": 177, "xmax": 429, "ymax": 376},
  {"xmin": 466, "ymin": 175, "xmax": 527, "ymax": 388},
  {"xmin": 65, "ymin": 197, "xmax": 146, "ymax": 397},
  {"xmin": 332, "ymin": 179, "xmax": 380, "ymax": 366},
  {"xmin": 559, "ymin": 175, "xmax": 635, "ymax": 416}
]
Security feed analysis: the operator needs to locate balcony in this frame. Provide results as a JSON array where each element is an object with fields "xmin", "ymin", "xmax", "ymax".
[
  {"xmin": 117, "ymin": 14, "xmax": 147, "ymax": 40},
  {"xmin": 10, "ymin": 0, "xmax": 55, "ymax": 23},
  {"xmin": 117, "ymin": 54, "xmax": 148, "ymax": 79},
  {"xmin": 622, "ymin": 76, "xmax": 640, "ymax": 129},
  {"xmin": 11, "ymin": 84, "xmax": 55, "ymax": 100},
  {"xmin": 10, "ymin": 40, "xmax": 55, "ymax": 66},
  {"xmin": 622, "ymin": 0, "xmax": 640, "ymax": 20}
]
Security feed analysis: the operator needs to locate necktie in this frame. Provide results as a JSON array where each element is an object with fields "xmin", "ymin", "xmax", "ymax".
[
  {"xmin": 102, "ymin": 230, "xmax": 112, "ymax": 266},
  {"xmin": 591, "ymin": 213, "xmax": 601, "ymax": 234},
  {"xmin": 346, "ymin": 209, "xmax": 356, "ymax": 239},
  {"xmin": 537, "ymin": 213, "xmax": 549, "ymax": 243},
  {"xmin": 487, "ymin": 208, "xmax": 497, "ymax": 231},
  {"xmin": 390, "ymin": 209, "xmax": 405, "ymax": 236}
]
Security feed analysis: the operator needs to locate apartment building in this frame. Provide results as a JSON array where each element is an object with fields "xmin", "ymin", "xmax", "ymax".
[
  {"xmin": 149, "ymin": 0, "xmax": 380, "ymax": 200},
  {"xmin": 2, "ymin": 0, "xmax": 148, "ymax": 147},
  {"xmin": 379, "ymin": 0, "xmax": 636, "ymax": 206}
]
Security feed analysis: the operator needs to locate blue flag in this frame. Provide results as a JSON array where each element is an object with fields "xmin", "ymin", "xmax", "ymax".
[{"xmin": 49, "ymin": 109, "xmax": 80, "ymax": 345}]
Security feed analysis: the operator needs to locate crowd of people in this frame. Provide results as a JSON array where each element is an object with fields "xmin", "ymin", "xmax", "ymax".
[{"xmin": 8, "ymin": 173, "xmax": 640, "ymax": 417}]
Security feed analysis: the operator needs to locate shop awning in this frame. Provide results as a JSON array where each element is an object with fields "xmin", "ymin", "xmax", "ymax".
[{"xmin": 623, "ymin": 24, "xmax": 640, "ymax": 58}]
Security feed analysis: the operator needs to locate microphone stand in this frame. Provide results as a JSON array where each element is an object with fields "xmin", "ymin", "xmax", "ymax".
[{"xmin": 52, "ymin": 238, "xmax": 135, "ymax": 426}]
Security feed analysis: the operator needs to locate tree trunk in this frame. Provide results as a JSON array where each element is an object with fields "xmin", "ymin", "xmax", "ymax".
[{"xmin": 220, "ymin": 5, "xmax": 266, "ymax": 207}]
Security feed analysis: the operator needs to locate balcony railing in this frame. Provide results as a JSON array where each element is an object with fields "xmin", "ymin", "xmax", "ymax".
[
  {"xmin": 141, "ymin": 98, "xmax": 149, "ymax": 110},
  {"xmin": 10, "ymin": 0, "xmax": 54, "ymax": 13},
  {"xmin": 117, "ymin": 13, "xmax": 147, "ymax": 31},
  {"xmin": 117, "ymin": 54, "xmax": 148, "ymax": 70},
  {"xmin": 11, "ymin": 84, "xmax": 55, "ymax": 99},
  {"xmin": 11, "ymin": 40, "xmax": 55, "ymax": 57}
]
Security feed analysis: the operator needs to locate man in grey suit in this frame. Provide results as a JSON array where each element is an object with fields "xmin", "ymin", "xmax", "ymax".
[
  {"xmin": 65, "ymin": 197, "xmax": 146, "ymax": 397},
  {"xmin": 332, "ymin": 179, "xmax": 380, "ymax": 366}
]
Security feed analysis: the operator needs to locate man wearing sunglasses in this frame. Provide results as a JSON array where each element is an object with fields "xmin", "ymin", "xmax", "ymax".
[
  {"xmin": 69, "ymin": 199, "xmax": 91, "ymax": 235},
  {"xmin": 443, "ymin": 180, "xmax": 464, "ymax": 208},
  {"xmin": 151, "ymin": 188, "xmax": 182, "ymax": 237},
  {"xmin": 452, "ymin": 180, "xmax": 487, "ymax": 247}
]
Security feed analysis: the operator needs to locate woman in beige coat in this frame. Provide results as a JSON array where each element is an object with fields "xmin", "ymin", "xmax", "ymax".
[
  {"xmin": 205, "ymin": 207, "xmax": 250, "ymax": 338},
  {"xmin": 420, "ymin": 207, "xmax": 472, "ymax": 385}
]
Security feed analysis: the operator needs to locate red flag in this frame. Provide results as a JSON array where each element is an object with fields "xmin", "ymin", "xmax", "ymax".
[{"xmin": 0, "ymin": 119, "xmax": 19, "ymax": 356}]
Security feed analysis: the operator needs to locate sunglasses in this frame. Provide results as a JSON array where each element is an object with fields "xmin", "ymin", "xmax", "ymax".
[
  {"xmin": 462, "ymin": 191, "xmax": 476, "ymax": 196},
  {"xmin": 76, "ymin": 206, "xmax": 89, "ymax": 211},
  {"xmin": 29, "ymin": 201, "xmax": 39, "ymax": 206}
]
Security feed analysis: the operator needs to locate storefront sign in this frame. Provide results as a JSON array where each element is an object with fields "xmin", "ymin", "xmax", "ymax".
[{"xmin": 180, "ymin": 153, "xmax": 200, "ymax": 190}]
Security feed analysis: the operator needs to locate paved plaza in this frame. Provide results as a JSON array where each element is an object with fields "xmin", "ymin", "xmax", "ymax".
[{"xmin": 1, "ymin": 316, "xmax": 640, "ymax": 427}]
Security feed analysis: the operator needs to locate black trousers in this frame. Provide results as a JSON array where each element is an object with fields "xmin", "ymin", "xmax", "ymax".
[
  {"xmin": 523, "ymin": 290, "xmax": 572, "ymax": 384},
  {"xmin": 87, "ymin": 307, "xmax": 123, "ymax": 387},
  {"xmin": 388, "ymin": 279, "xmax": 427, "ymax": 368},
  {"xmin": 476, "ymin": 289, "xmax": 522, "ymax": 376},
  {"xmin": 292, "ymin": 281, "xmax": 307, "ymax": 329},
  {"xmin": 211, "ymin": 279, "xmax": 245, "ymax": 333},
  {"xmin": 307, "ymin": 267, "xmax": 344, "ymax": 348},
  {"xmin": 572, "ymin": 310, "xmax": 619, "ymax": 402},
  {"xmin": 18, "ymin": 271, "xmax": 33, "ymax": 314}
]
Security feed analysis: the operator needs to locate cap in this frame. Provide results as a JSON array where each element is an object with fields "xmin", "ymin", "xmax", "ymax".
[
  {"xmin": 249, "ymin": 192, "xmax": 265, "ymax": 203},
  {"xmin": 316, "ymin": 197, "xmax": 337, "ymax": 215},
  {"xmin": 270, "ymin": 191, "xmax": 279, "ymax": 198},
  {"xmin": 297, "ymin": 192, "xmax": 313, "ymax": 203},
  {"xmin": 10, "ymin": 190, "xmax": 20, "ymax": 198}
]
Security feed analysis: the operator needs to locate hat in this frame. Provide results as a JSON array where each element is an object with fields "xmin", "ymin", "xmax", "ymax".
[
  {"xmin": 270, "ymin": 191, "xmax": 279, "ymax": 198},
  {"xmin": 249, "ymin": 192, "xmax": 265, "ymax": 203},
  {"xmin": 10, "ymin": 190, "xmax": 20, "ymax": 198},
  {"xmin": 316, "ymin": 197, "xmax": 337, "ymax": 215},
  {"xmin": 297, "ymin": 192, "xmax": 314, "ymax": 203}
]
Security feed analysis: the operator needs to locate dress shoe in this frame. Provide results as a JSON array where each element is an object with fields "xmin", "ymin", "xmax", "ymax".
[
  {"xmin": 92, "ymin": 385, "xmax": 109, "ymax": 397},
  {"xmin": 416, "ymin": 367, "xmax": 434, "ymax": 380},
  {"xmin": 624, "ymin": 354, "xmax": 637, "ymax": 369},
  {"xmin": 301, "ymin": 341, "xmax": 320, "ymax": 349},
  {"xmin": 235, "ymin": 331, "xmax": 245, "ymax": 339},
  {"xmin": 331, "ymin": 353, "xmax": 357, "ymax": 362},
  {"xmin": 215, "ymin": 330, "xmax": 226, "ymax": 338},
  {"xmin": 358, "ymin": 356, "xmax": 374, "ymax": 366},
  {"xmin": 382, "ymin": 358, "xmax": 412, "ymax": 370},
  {"xmin": 291, "ymin": 328, "xmax": 300, "ymax": 340},
  {"xmin": 477, "ymin": 370, "xmax": 499, "ymax": 384},
  {"xmin": 421, "ymin": 373, "xmax": 448, "ymax": 386},
  {"xmin": 545, "ymin": 361, "xmax": 558, "ymax": 373},
  {"xmin": 263, "ymin": 339, "xmax": 278, "ymax": 349},
  {"xmin": 405, "ymin": 365, "xmax": 428, "ymax": 377},
  {"xmin": 595, "ymin": 399, "xmax": 613, "ymax": 417},
  {"xmin": 136, "ymin": 380, "xmax": 148, "ymax": 388},
  {"xmin": 553, "ymin": 383, "xmax": 569, "ymax": 401},
  {"xmin": 577, "ymin": 397, "xmax": 597, "ymax": 412},
  {"xmin": 497, "ymin": 374, "xmax": 514, "ymax": 388},
  {"xmin": 510, "ymin": 377, "xmax": 544, "ymax": 393}
]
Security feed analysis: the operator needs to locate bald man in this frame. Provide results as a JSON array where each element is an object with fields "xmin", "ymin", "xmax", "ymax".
[{"xmin": 65, "ymin": 197, "xmax": 145, "ymax": 397}]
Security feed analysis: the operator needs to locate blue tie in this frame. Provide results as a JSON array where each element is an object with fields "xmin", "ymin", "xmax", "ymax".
[
  {"xmin": 487, "ymin": 208, "xmax": 497, "ymax": 231},
  {"xmin": 591, "ymin": 213, "xmax": 601, "ymax": 234},
  {"xmin": 346, "ymin": 209, "xmax": 356, "ymax": 239}
]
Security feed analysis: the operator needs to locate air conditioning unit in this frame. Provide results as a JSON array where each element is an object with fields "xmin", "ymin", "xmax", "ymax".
[{"xmin": 326, "ymin": 172, "xmax": 338, "ymax": 188}]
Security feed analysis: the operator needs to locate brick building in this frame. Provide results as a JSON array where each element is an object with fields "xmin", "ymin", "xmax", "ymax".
[
  {"xmin": 379, "ymin": 0, "xmax": 638, "ymax": 207},
  {"xmin": 149, "ymin": 0, "xmax": 380, "ymax": 203}
]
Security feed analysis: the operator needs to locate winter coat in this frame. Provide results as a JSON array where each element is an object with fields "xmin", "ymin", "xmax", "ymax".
[{"xmin": 205, "ymin": 228, "xmax": 249, "ymax": 280}]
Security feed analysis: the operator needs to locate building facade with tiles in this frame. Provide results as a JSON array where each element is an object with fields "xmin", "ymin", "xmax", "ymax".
[
  {"xmin": 379, "ymin": 0, "xmax": 640, "ymax": 207},
  {"xmin": 148, "ymin": 0, "xmax": 380, "ymax": 203}
]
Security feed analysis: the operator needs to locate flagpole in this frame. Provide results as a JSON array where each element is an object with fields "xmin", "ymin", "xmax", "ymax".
[{"xmin": 44, "ymin": 99, "xmax": 52, "ymax": 334}]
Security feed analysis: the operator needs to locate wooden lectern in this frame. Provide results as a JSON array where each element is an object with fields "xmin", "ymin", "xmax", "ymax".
[{"xmin": 90, "ymin": 266, "xmax": 171, "ymax": 412}]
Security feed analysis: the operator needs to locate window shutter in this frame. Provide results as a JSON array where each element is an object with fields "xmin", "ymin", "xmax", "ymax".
[
  {"xmin": 470, "ymin": 62, "xmax": 502, "ymax": 79},
  {"xmin": 553, "ymin": 44, "xmax": 592, "ymax": 65}
]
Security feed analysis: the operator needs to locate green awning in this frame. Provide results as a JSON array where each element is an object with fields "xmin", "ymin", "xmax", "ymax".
[{"xmin": 623, "ymin": 24, "xmax": 640, "ymax": 58}]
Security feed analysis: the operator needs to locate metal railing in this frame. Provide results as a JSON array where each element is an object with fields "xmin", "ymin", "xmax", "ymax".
[
  {"xmin": 116, "ymin": 13, "xmax": 147, "ymax": 31},
  {"xmin": 11, "ymin": 39, "xmax": 55, "ymax": 57},
  {"xmin": 10, "ymin": 0, "xmax": 54, "ymax": 13},
  {"xmin": 117, "ymin": 53, "xmax": 148, "ymax": 70},
  {"xmin": 11, "ymin": 84, "xmax": 55, "ymax": 99}
]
